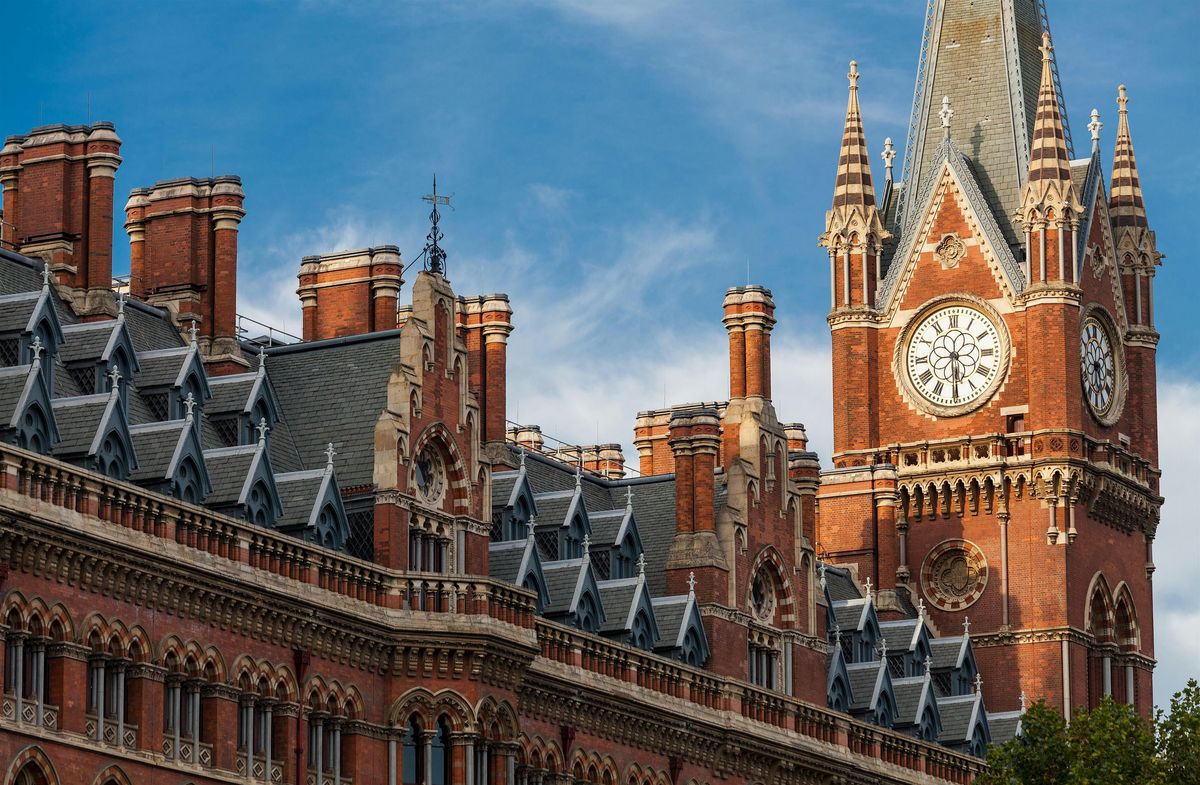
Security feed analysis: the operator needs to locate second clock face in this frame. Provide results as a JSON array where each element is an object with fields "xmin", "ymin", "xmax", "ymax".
[
  {"xmin": 1081, "ymin": 316, "xmax": 1117, "ymax": 417},
  {"xmin": 905, "ymin": 304, "xmax": 1003, "ymax": 410}
]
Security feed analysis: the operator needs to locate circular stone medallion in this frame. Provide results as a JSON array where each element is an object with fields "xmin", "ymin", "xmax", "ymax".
[{"xmin": 920, "ymin": 539, "xmax": 988, "ymax": 612}]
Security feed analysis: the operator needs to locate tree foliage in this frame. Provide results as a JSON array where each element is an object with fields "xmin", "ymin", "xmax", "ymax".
[{"xmin": 976, "ymin": 679, "xmax": 1200, "ymax": 785}]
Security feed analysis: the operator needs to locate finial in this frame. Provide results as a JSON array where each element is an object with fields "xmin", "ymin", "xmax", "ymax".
[
  {"xmin": 636, "ymin": 552, "xmax": 646, "ymax": 579},
  {"xmin": 962, "ymin": 616, "xmax": 971, "ymax": 636},
  {"xmin": 421, "ymin": 175, "xmax": 451, "ymax": 275},
  {"xmin": 847, "ymin": 60, "xmax": 860, "ymax": 89},
  {"xmin": 625, "ymin": 485, "xmax": 634, "ymax": 510},
  {"xmin": 878, "ymin": 638, "xmax": 888, "ymax": 668},
  {"xmin": 256, "ymin": 416, "xmax": 270, "ymax": 445},
  {"xmin": 882, "ymin": 137, "xmax": 896, "ymax": 182},
  {"xmin": 1019, "ymin": 691, "xmax": 1027, "ymax": 713},
  {"xmin": 29, "ymin": 336, "xmax": 44, "ymax": 365},
  {"xmin": 116, "ymin": 289, "xmax": 126, "ymax": 320},
  {"xmin": 687, "ymin": 571, "xmax": 697, "ymax": 598},
  {"xmin": 832, "ymin": 622, "xmax": 841, "ymax": 647},
  {"xmin": 818, "ymin": 560, "xmax": 828, "ymax": 592},
  {"xmin": 183, "ymin": 392, "xmax": 197, "ymax": 420},
  {"xmin": 188, "ymin": 320, "xmax": 199, "ymax": 347},
  {"xmin": 1117, "ymin": 84, "xmax": 1129, "ymax": 114},
  {"xmin": 924, "ymin": 655, "xmax": 933, "ymax": 680},
  {"xmin": 527, "ymin": 516, "xmax": 537, "ymax": 546},
  {"xmin": 519, "ymin": 448, "xmax": 527, "ymax": 470},
  {"xmin": 939, "ymin": 96, "xmax": 954, "ymax": 140},
  {"xmin": 325, "ymin": 442, "xmax": 336, "ymax": 471},
  {"xmin": 974, "ymin": 671, "xmax": 984, "ymax": 695},
  {"xmin": 864, "ymin": 576, "xmax": 873, "ymax": 602},
  {"xmin": 107, "ymin": 365, "xmax": 122, "ymax": 395},
  {"xmin": 581, "ymin": 533, "xmax": 590, "ymax": 557},
  {"xmin": 575, "ymin": 461, "xmax": 583, "ymax": 489},
  {"xmin": 258, "ymin": 343, "xmax": 267, "ymax": 373},
  {"xmin": 41, "ymin": 263, "xmax": 51, "ymax": 290},
  {"xmin": 917, "ymin": 597, "xmax": 926, "ymax": 620},
  {"xmin": 1040, "ymin": 31, "xmax": 1053, "ymax": 63},
  {"xmin": 1088, "ymin": 109, "xmax": 1103, "ymax": 153}
]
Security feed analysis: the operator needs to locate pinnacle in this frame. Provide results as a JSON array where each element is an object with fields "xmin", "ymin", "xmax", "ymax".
[
  {"xmin": 1110, "ymin": 85, "xmax": 1148, "ymax": 229},
  {"xmin": 831, "ymin": 60, "xmax": 876, "ymax": 210},
  {"xmin": 1027, "ymin": 33, "xmax": 1072, "ymax": 185}
]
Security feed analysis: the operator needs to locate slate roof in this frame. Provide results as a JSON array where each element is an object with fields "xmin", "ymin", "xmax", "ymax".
[
  {"xmin": 128, "ymin": 421, "xmax": 188, "ymax": 482},
  {"xmin": 988, "ymin": 711, "xmax": 1022, "ymax": 744},
  {"xmin": 930, "ymin": 636, "xmax": 969, "ymax": 670},
  {"xmin": 847, "ymin": 662, "xmax": 885, "ymax": 711},
  {"xmin": 135, "ymin": 347, "xmax": 193, "ymax": 389},
  {"xmin": 824, "ymin": 566, "xmax": 862, "ymax": 602},
  {"xmin": 832, "ymin": 599, "xmax": 871, "ymax": 633},
  {"xmin": 489, "ymin": 539, "xmax": 528, "ymax": 584},
  {"xmin": 58, "ymin": 321, "xmax": 118, "ymax": 364},
  {"xmin": 207, "ymin": 373, "xmax": 258, "ymax": 414},
  {"xmin": 491, "ymin": 471, "xmax": 520, "ymax": 509},
  {"xmin": 542, "ymin": 559, "xmax": 587, "ymax": 615},
  {"xmin": 263, "ymin": 331, "xmax": 402, "ymax": 489},
  {"xmin": 204, "ymin": 444, "xmax": 260, "ymax": 506},
  {"xmin": 893, "ymin": 676, "xmax": 933, "ymax": 725},
  {"xmin": 51, "ymin": 394, "xmax": 112, "ymax": 455},
  {"xmin": 275, "ymin": 469, "xmax": 328, "ymax": 529},
  {"xmin": 879, "ymin": 618, "xmax": 924, "ymax": 653},
  {"xmin": 0, "ymin": 291, "xmax": 42, "ymax": 333},
  {"xmin": 938, "ymin": 694, "xmax": 981, "ymax": 743},
  {"xmin": 0, "ymin": 367, "xmax": 36, "ymax": 425},
  {"xmin": 597, "ymin": 578, "xmax": 640, "ymax": 633},
  {"xmin": 651, "ymin": 595, "xmax": 689, "ymax": 648}
]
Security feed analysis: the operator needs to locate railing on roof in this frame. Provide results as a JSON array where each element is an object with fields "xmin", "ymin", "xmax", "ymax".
[
  {"xmin": 1, "ymin": 442, "xmax": 985, "ymax": 783},
  {"xmin": 236, "ymin": 314, "xmax": 301, "ymax": 347},
  {"xmin": 0, "ymin": 443, "xmax": 537, "ymax": 628},
  {"xmin": 504, "ymin": 418, "xmax": 641, "ymax": 478}
]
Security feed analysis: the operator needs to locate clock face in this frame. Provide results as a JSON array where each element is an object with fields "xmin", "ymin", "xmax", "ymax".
[
  {"xmin": 1081, "ymin": 316, "xmax": 1117, "ymax": 416},
  {"xmin": 904, "ymin": 305, "xmax": 1003, "ymax": 410},
  {"xmin": 413, "ymin": 448, "xmax": 446, "ymax": 504}
]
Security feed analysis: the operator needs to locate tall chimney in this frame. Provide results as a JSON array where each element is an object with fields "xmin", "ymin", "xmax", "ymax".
[
  {"xmin": 722, "ymin": 285, "xmax": 776, "ymax": 399},
  {"xmin": 0, "ymin": 122, "xmax": 122, "ymax": 318},
  {"xmin": 507, "ymin": 424, "xmax": 545, "ymax": 453},
  {"xmin": 125, "ymin": 176, "xmax": 246, "ymax": 373},
  {"xmin": 458, "ymin": 294, "xmax": 513, "ymax": 442},
  {"xmin": 668, "ymin": 406, "xmax": 721, "ymax": 534},
  {"xmin": 297, "ymin": 246, "xmax": 403, "ymax": 341}
]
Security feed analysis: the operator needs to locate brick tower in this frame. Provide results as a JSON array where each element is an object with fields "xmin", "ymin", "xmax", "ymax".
[{"xmin": 817, "ymin": 0, "xmax": 1161, "ymax": 719}]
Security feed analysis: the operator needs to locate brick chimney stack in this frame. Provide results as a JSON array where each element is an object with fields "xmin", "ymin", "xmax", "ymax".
[
  {"xmin": 506, "ymin": 424, "xmax": 545, "ymax": 453},
  {"xmin": 458, "ymin": 294, "xmax": 513, "ymax": 443},
  {"xmin": 0, "ymin": 122, "xmax": 122, "ymax": 318},
  {"xmin": 125, "ymin": 175, "xmax": 246, "ymax": 373},
  {"xmin": 665, "ymin": 405, "xmax": 726, "ymax": 601},
  {"xmin": 297, "ymin": 246, "xmax": 403, "ymax": 341},
  {"xmin": 722, "ymin": 285, "xmax": 776, "ymax": 399}
]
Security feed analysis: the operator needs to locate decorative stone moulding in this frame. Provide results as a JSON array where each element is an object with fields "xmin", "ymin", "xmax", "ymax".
[
  {"xmin": 934, "ymin": 232, "xmax": 967, "ymax": 269},
  {"xmin": 920, "ymin": 538, "xmax": 988, "ymax": 612}
]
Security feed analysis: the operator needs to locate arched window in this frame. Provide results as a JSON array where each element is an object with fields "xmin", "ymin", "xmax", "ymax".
[
  {"xmin": 176, "ymin": 456, "xmax": 201, "ymax": 504},
  {"xmin": 163, "ymin": 653, "xmax": 210, "ymax": 765},
  {"xmin": 630, "ymin": 611, "xmax": 653, "ymax": 651},
  {"xmin": 12, "ymin": 760, "xmax": 52, "ymax": 785},
  {"xmin": 18, "ymin": 403, "xmax": 50, "ymax": 454},
  {"xmin": 96, "ymin": 432, "xmax": 128, "ymax": 479},
  {"xmin": 577, "ymin": 592, "xmax": 599, "ymax": 633},
  {"xmin": 308, "ymin": 694, "xmax": 351, "ymax": 782},
  {"xmin": 247, "ymin": 481, "xmax": 273, "ymax": 527},
  {"xmin": 3, "ymin": 611, "xmax": 51, "ymax": 728},
  {"xmin": 431, "ymin": 718, "xmax": 451, "ymax": 785},
  {"xmin": 402, "ymin": 715, "xmax": 424, "ymax": 785},
  {"xmin": 237, "ymin": 674, "xmax": 283, "ymax": 779},
  {"xmin": 681, "ymin": 627, "xmax": 705, "ymax": 667}
]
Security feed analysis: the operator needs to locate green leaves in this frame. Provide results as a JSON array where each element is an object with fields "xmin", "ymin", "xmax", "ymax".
[{"xmin": 975, "ymin": 682, "xmax": 1200, "ymax": 785}]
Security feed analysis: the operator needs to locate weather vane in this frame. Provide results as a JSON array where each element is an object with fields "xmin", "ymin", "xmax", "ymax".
[{"xmin": 422, "ymin": 175, "xmax": 452, "ymax": 275}]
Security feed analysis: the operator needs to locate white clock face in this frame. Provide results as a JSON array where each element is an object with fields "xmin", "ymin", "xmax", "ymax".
[
  {"xmin": 1081, "ymin": 316, "xmax": 1116, "ymax": 416},
  {"xmin": 905, "ymin": 305, "xmax": 1003, "ymax": 409}
]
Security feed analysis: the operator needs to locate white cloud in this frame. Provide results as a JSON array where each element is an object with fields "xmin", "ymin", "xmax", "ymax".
[{"xmin": 1150, "ymin": 377, "xmax": 1200, "ymax": 706}]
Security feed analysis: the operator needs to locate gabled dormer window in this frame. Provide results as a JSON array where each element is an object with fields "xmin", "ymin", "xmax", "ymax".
[{"xmin": 96, "ymin": 431, "xmax": 130, "ymax": 480}]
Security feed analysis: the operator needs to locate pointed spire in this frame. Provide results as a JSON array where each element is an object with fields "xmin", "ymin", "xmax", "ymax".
[
  {"xmin": 831, "ymin": 60, "xmax": 877, "ymax": 209},
  {"xmin": 1027, "ymin": 33, "xmax": 1072, "ymax": 184},
  {"xmin": 1110, "ymin": 85, "xmax": 1148, "ymax": 229}
]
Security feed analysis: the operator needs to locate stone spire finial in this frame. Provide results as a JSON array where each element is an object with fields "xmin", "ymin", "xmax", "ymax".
[
  {"xmin": 881, "ymin": 137, "xmax": 896, "ymax": 182},
  {"xmin": 924, "ymin": 655, "xmax": 933, "ymax": 680},
  {"xmin": 818, "ymin": 561, "xmax": 828, "ymax": 592},
  {"xmin": 29, "ymin": 336, "xmax": 43, "ymax": 366},
  {"xmin": 625, "ymin": 484, "xmax": 634, "ymax": 511},
  {"xmin": 1026, "ymin": 32, "xmax": 1072, "ymax": 184},
  {"xmin": 878, "ymin": 638, "xmax": 887, "ymax": 670},
  {"xmin": 1110, "ymin": 84, "xmax": 1150, "ymax": 230},
  {"xmin": 830, "ymin": 59, "xmax": 877, "ymax": 210},
  {"xmin": 41, "ymin": 263, "xmax": 51, "ymax": 290},
  {"xmin": 581, "ymin": 533, "xmax": 590, "ymax": 557},
  {"xmin": 1088, "ymin": 108, "xmax": 1103, "ymax": 153},
  {"xmin": 575, "ymin": 461, "xmax": 583, "ymax": 490},
  {"xmin": 116, "ymin": 290, "xmax": 126, "ymax": 321},
  {"xmin": 188, "ymin": 320, "xmax": 199, "ymax": 347},
  {"xmin": 636, "ymin": 552, "xmax": 646, "ymax": 581},
  {"xmin": 962, "ymin": 616, "xmax": 971, "ymax": 636},
  {"xmin": 258, "ymin": 343, "xmax": 267, "ymax": 373},
  {"xmin": 864, "ymin": 576, "xmax": 873, "ymax": 603},
  {"xmin": 519, "ymin": 448, "xmax": 527, "ymax": 470},
  {"xmin": 183, "ymin": 392, "xmax": 197, "ymax": 420},
  {"xmin": 1019, "ymin": 691, "xmax": 1028, "ymax": 713},
  {"xmin": 325, "ymin": 442, "xmax": 336, "ymax": 472},
  {"xmin": 917, "ymin": 597, "xmax": 926, "ymax": 621},
  {"xmin": 107, "ymin": 365, "xmax": 122, "ymax": 396},
  {"xmin": 256, "ymin": 417, "xmax": 270, "ymax": 445},
  {"xmin": 974, "ymin": 671, "xmax": 984, "ymax": 695},
  {"xmin": 939, "ymin": 95, "xmax": 954, "ymax": 140},
  {"xmin": 832, "ymin": 622, "xmax": 842, "ymax": 647},
  {"xmin": 687, "ymin": 571, "xmax": 697, "ymax": 598},
  {"xmin": 527, "ymin": 516, "xmax": 538, "ymax": 546}
]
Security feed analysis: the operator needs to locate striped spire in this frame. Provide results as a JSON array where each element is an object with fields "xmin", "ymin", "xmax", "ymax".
[
  {"xmin": 1110, "ymin": 85, "xmax": 1148, "ymax": 229},
  {"xmin": 1027, "ymin": 33, "xmax": 1072, "ymax": 184},
  {"xmin": 831, "ymin": 61, "xmax": 876, "ymax": 209}
]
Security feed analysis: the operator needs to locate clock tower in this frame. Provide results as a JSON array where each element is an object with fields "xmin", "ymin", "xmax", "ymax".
[{"xmin": 816, "ymin": 0, "xmax": 1161, "ymax": 719}]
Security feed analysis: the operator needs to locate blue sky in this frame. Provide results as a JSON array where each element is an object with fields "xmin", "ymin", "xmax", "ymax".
[{"xmin": 6, "ymin": 0, "xmax": 1196, "ymax": 707}]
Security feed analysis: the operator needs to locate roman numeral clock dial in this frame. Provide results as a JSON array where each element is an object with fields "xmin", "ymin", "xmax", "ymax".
[
  {"xmin": 1080, "ymin": 314, "xmax": 1119, "ymax": 419},
  {"xmin": 902, "ymin": 303, "xmax": 1006, "ymax": 416}
]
